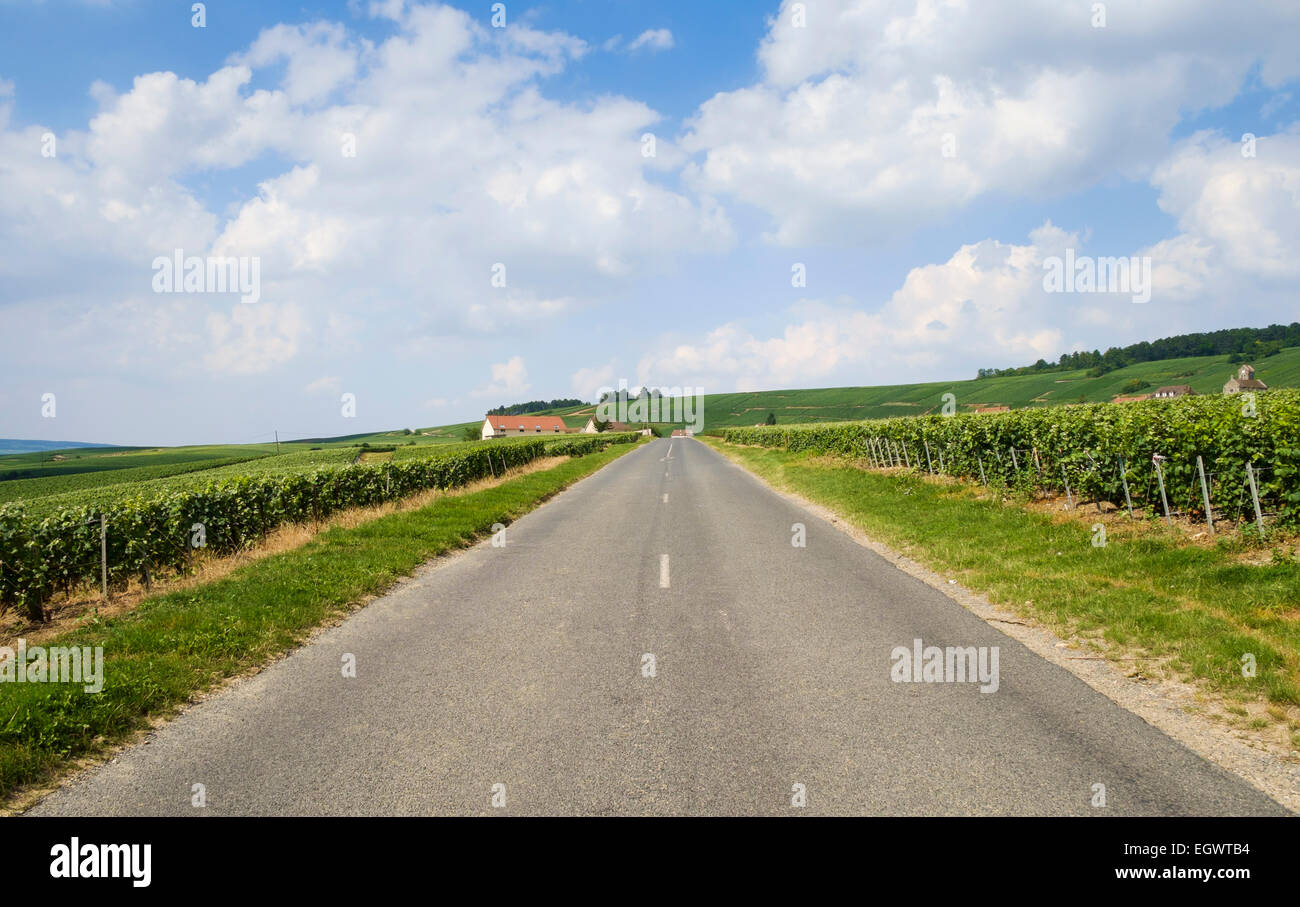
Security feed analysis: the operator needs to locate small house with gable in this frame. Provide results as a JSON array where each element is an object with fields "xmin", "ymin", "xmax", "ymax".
[{"xmin": 1223, "ymin": 364, "xmax": 1268, "ymax": 395}]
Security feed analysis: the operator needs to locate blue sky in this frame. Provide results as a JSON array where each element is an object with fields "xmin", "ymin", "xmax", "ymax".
[{"xmin": 1, "ymin": 0, "xmax": 1298, "ymax": 445}]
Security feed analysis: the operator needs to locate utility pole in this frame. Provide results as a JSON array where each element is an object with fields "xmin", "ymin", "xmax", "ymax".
[{"xmin": 275, "ymin": 430, "xmax": 280, "ymax": 454}]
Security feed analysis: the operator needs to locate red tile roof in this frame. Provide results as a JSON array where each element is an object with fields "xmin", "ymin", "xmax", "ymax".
[{"xmin": 486, "ymin": 415, "xmax": 568, "ymax": 432}]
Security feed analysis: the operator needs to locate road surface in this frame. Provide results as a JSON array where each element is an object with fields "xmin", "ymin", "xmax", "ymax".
[{"xmin": 30, "ymin": 438, "xmax": 1289, "ymax": 816}]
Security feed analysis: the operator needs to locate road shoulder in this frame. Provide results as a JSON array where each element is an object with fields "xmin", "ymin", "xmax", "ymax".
[{"xmin": 700, "ymin": 437, "xmax": 1300, "ymax": 815}]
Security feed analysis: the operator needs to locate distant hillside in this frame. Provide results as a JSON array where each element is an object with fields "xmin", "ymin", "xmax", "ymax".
[
  {"xmin": 4, "ymin": 347, "xmax": 1291, "ymax": 480},
  {"xmin": 471, "ymin": 347, "xmax": 1300, "ymax": 431},
  {"xmin": 690, "ymin": 348, "xmax": 1300, "ymax": 428},
  {"xmin": 979, "ymin": 322, "xmax": 1300, "ymax": 378},
  {"xmin": 0, "ymin": 439, "xmax": 114, "ymax": 455}
]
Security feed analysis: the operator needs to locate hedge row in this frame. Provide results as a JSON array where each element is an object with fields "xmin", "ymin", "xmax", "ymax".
[
  {"xmin": 720, "ymin": 391, "xmax": 1300, "ymax": 524},
  {"xmin": 541, "ymin": 432, "xmax": 639, "ymax": 457},
  {"xmin": 0, "ymin": 433, "xmax": 638, "ymax": 619}
]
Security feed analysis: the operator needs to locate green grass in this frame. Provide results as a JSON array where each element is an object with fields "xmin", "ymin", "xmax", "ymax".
[
  {"xmin": 405, "ymin": 348, "xmax": 1300, "ymax": 436},
  {"xmin": 6, "ymin": 345, "xmax": 1295, "ymax": 499},
  {"xmin": 0, "ymin": 454, "xmax": 274, "ymax": 506},
  {"xmin": 15, "ymin": 441, "xmax": 569, "ymax": 515},
  {"xmin": 705, "ymin": 438, "xmax": 1300, "ymax": 709},
  {"xmin": 13, "ymin": 449, "xmax": 358, "ymax": 515},
  {"xmin": 0, "ymin": 440, "xmax": 641, "ymax": 802},
  {"xmin": 0, "ymin": 444, "xmax": 281, "ymax": 483},
  {"xmin": 687, "ymin": 348, "xmax": 1300, "ymax": 428}
]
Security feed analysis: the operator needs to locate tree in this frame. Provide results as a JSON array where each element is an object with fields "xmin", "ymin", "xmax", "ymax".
[
  {"xmin": 1120, "ymin": 378, "xmax": 1150, "ymax": 395},
  {"xmin": 765, "ymin": 412, "xmax": 777, "ymax": 425},
  {"xmin": 487, "ymin": 398, "xmax": 586, "ymax": 416},
  {"xmin": 462, "ymin": 424, "xmax": 480, "ymax": 441}
]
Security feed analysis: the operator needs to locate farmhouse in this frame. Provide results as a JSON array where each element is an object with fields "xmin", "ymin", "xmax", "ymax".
[
  {"xmin": 1150, "ymin": 385, "xmax": 1195, "ymax": 399},
  {"xmin": 481, "ymin": 414, "xmax": 571, "ymax": 440},
  {"xmin": 1223, "ymin": 363, "xmax": 1268, "ymax": 395}
]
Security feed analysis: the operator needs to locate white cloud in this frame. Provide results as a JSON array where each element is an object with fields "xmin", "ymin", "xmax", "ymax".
[
  {"xmin": 305, "ymin": 376, "xmax": 342, "ymax": 394},
  {"xmin": 627, "ymin": 29, "xmax": 674, "ymax": 53},
  {"xmin": 0, "ymin": 1, "xmax": 734, "ymax": 420},
  {"xmin": 234, "ymin": 22, "xmax": 360, "ymax": 105},
  {"xmin": 473, "ymin": 356, "xmax": 530, "ymax": 398},
  {"xmin": 204, "ymin": 302, "xmax": 309, "ymax": 376},
  {"xmin": 683, "ymin": 0, "xmax": 1300, "ymax": 244},
  {"xmin": 3, "ymin": 1, "xmax": 1299, "ymax": 445},
  {"xmin": 571, "ymin": 360, "xmax": 616, "ymax": 400},
  {"xmin": 637, "ymin": 128, "xmax": 1300, "ymax": 397},
  {"xmin": 636, "ymin": 233, "xmax": 1070, "ymax": 392},
  {"xmin": 1147, "ymin": 130, "xmax": 1300, "ymax": 285}
]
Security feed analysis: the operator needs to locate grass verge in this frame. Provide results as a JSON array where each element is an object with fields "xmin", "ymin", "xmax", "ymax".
[
  {"xmin": 0, "ymin": 441, "xmax": 641, "ymax": 803},
  {"xmin": 704, "ymin": 439, "xmax": 1300, "ymax": 744}
]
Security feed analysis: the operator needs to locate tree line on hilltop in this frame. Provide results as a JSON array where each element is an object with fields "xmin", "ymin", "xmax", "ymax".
[
  {"xmin": 976, "ymin": 323, "xmax": 1300, "ymax": 379},
  {"xmin": 486, "ymin": 398, "xmax": 586, "ymax": 416}
]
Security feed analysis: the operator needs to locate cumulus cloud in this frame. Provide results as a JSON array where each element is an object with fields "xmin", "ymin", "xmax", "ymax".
[
  {"xmin": 1147, "ymin": 130, "xmax": 1300, "ymax": 286},
  {"xmin": 682, "ymin": 0, "xmax": 1300, "ymax": 244},
  {"xmin": 3, "ymin": 0, "xmax": 1298, "ymax": 444},
  {"xmin": 0, "ymin": 2, "xmax": 732, "ymax": 381},
  {"xmin": 637, "ymin": 124, "xmax": 1300, "ymax": 396},
  {"xmin": 473, "ymin": 356, "xmax": 530, "ymax": 398},
  {"xmin": 204, "ymin": 302, "xmax": 309, "ymax": 376},
  {"xmin": 571, "ymin": 360, "xmax": 616, "ymax": 400},
  {"xmin": 627, "ymin": 29, "xmax": 674, "ymax": 53},
  {"xmin": 234, "ymin": 22, "xmax": 361, "ymax": 105},
  {"xmin": 636, "ymin": 233, "xmax": 1069, "ymax": 393}
]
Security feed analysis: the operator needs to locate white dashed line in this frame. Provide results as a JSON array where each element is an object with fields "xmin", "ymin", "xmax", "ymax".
[{"xmin": 659, "ymin": 554, "xmax": 670, "ymax": 588}]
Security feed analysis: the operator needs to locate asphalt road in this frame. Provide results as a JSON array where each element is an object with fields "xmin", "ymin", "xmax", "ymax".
[{"xmin": 30, "ymin": 438, "xmax": 1289, "ymax": 816}]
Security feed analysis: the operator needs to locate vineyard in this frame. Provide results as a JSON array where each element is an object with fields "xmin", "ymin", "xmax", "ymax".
[
  {"xmin": 0, "ymin": 433, "xmax": 638, "ymax": 619},
  {"xmin": 720, "ymin": 391, "xmax": 1300, "ymax": 529},
  {"xmin": 0, "ymin": 453, "xmax": 276, "ymax": 507}
]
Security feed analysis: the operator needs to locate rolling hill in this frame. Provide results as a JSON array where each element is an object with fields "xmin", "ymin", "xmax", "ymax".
[
  {"xmin": 502, "ymin": 347, "xmax": 1300, "ymax": 429},
  {"xmin": 2, "ymin": 347, "xmax": 1295, "ymax": 502},
  {"xmin": 0, "ymin": 439, "xmax": 114, "ymax": 455}
]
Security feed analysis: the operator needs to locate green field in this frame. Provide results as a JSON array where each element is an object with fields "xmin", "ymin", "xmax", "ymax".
[
  {"xmin": 690, "ymin": 348, "xmax": 1300, "ymax": 428},
  {"xmin": 10, "ymin": 441, "xmax": 526, "ymax": 516},
  {"xmin": 0, "ymin": 454, "xmax": 275, "ymax": 506},
  {"xmin": 453, "ymin": 348, "xmax": 1300, "ymax": 432},
  {"xmin": 4, "ymin": 347, "xmax": 1296, "ymax": 509},
  {"xmin": 0, "ymin": 445, "xmax": 280, "ymax": 483}
]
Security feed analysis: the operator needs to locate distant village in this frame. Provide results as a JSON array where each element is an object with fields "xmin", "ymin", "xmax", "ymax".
[{"xmin": 1110, "ymin": 362, "xmax": 1268, "ymax": 404}]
